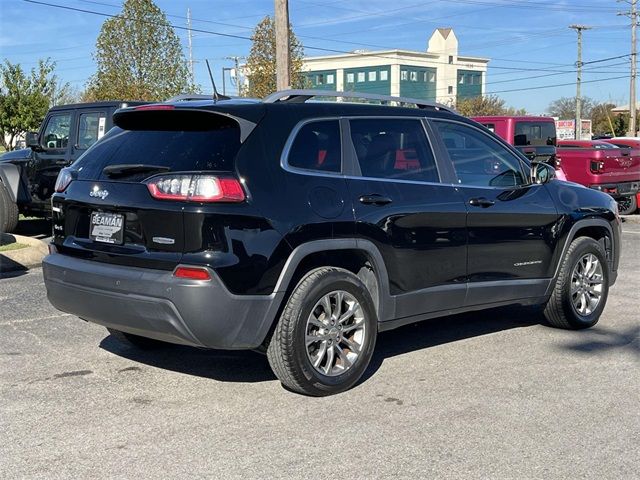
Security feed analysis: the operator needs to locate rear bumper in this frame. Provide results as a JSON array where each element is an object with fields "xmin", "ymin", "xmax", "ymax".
[
  {"xmin": 589, "ymin": 181, "xmax": 640, "ymax": 198},
  {"xmin": 42, "ymin": 253, "xmax": 284, "ymax": 349}
]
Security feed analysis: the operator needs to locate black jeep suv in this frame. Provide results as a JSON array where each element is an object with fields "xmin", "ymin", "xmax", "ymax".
[{"xmin": 42, "ymin": 90, "xmax": 621, "ymax": 396}]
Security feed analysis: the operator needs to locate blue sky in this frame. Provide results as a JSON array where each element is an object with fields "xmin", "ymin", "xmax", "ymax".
[{"xmin": 0, "ymin": 0, "xmax": 632, "ymax": 113}]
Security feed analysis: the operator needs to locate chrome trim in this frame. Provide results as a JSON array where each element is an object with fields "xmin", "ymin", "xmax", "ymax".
[{"xmin": 280, "ymin": 116, "xmax": 444, "ymax": 185}]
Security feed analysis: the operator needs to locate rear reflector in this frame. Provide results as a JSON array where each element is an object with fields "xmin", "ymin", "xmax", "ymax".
[
  {"xmin": 146, "ymin": 174, "xmax": 245, "ymax": 202},
  {"xmin": 174, "ymin": 267, "xmax": 211, "ymax": 280}
]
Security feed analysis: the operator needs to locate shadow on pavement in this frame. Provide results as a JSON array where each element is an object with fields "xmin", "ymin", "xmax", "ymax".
[
  {"xmin": 558, "ymin": 325, "xmax": 639, "ymax": 357},
  {"xmin": 100, "ymin": 305, "xmax": 545, "ymax": 385}
]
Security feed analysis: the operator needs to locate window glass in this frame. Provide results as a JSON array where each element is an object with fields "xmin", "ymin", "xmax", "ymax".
[
  {"xmin": 410, "ymin": 71, "xmax": 417, "ymax": 82},
  {"xmin": 73, "ymin": 126, "xmax": 242, "ymax": 182},
  {"xmin": 327, "ymin": 74, "xmax": 334, "ymax": 84},
  {"xmin": 349, "ymin": 119, "xmax": 439, "ymax": 182},
  {"xmin": 357, "ymin": 72, "xmax": 365, "ymax": 82},
  {"xmin": 434, "ymin": 121, "xmax": 527, "ymax": 187},
  {"xmin": 288, "ymin": 120, "xmax": 341, "ymax": 173},
  {"xmin": 317, "ymin": 73, "xmax": 324, "ymax": 85},
  {"xmin": 346, "ymin": 73, "xmax": 355, "ymax": 83},
  {"xmin": 380, "ymin": 70, "xmax": 388, "ymax": 81},
  {"xmin": 514, "ymin": 121, "xmax": 556, "ymax": 146},
  {"xmin": 42, "ymin": 113, "xmax": 71, "ymax": 149},
  {"xmin": 428, "ymin": 72, "xmax": 436, "ymax": 83},
  {"xmin": 481, "ymin": 123, "xmax": 496, "ymax": 133},
  {"xmin": 368, "ymin": 71, "xmax": 377, "ymax": 82},
  {"xmin": 77, "ymin": 112, "xmax": 106, "ymax": 150},
  {"xmin": 401, "ymin": 70, "xmax": 408, "ymax": 81}
]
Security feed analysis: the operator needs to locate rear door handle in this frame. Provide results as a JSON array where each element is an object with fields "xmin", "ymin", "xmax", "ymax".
[
  {"xmin": 469, "ymin": 197, "xmax": 495, "ymax": 208},
  {"xmin": 359, "ymin": 194, "xmax": 393, "ymax": 206}
]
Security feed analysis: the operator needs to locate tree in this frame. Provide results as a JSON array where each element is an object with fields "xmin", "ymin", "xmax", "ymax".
[
  {"xmin": 0, "ymin": 59, "xmax": 63, "ymax": 151},
  {"xmin": 590, "ymin": 102, "xmax": 618, "ymax": 136},
  {"xmin": 547, "ymin": 96, "xmax": 594, "ymax": 119},
  {"xmin": 456, "ymin": 95, "xmax": 526, "ymax": 116},
  {"xmin": 244, "ymin": 16, "xmax": 304, "ymax": 98},
  {"xmin": 85, "ymin": 0, "xmax": 192, "ymax": 101}
]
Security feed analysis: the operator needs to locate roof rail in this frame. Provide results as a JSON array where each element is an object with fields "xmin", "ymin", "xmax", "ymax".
[
  {"xmin": 263, "ymin": 89, "xmax": 454, "ymax": 112},
  {"xmin": 165, "ymin": 93, "xmax": 231, "ymax": 102}
]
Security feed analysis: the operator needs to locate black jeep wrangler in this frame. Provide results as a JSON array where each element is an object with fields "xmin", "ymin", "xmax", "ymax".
[
  {"xmin": 42, "ymin": 90, "xmax": 621, "ymax": 396},
  {"xmin": 0, "ymin": 101, "xmax": 144, "ymax": 233}
]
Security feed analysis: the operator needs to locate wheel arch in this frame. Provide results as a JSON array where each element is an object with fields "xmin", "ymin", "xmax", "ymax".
[
  {"xmin": 549, "ymin": 218, "xmax": 617, "ymax": 293},
  {"xmin": 272, "ymin": 239, "xmax": 394, "ymax": 323}
]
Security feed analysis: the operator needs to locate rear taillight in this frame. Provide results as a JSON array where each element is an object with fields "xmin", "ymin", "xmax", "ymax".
[
  {"xmin": 590, "ymin": 161, "xmax": 605, "ymax": 174},
  {"xmin": 174, "ymin": 266, "xmax": 211, "ymax": 280},
  {"xmin": 145, "ymin": 174, "xmax": 245, "ymax": 202},
  {"xmin": 54, "ymin": 167, "xmax": 74, "ymax": 192}
]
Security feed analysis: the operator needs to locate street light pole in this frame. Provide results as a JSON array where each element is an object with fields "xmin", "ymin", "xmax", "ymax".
[{"xmin": 570, "ymin": 24, "xmax": 591, "ymax": 140}]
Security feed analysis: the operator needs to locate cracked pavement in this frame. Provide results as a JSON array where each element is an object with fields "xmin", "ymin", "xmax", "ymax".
[{"xmin": 1, "ymin": 223, "xmax": 639, "ymax": 479}]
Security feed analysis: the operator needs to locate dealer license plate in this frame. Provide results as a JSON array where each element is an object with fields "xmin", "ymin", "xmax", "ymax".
[{"xmin": 90, "ymin": 212, "xmax": 125, "ymax": 245}]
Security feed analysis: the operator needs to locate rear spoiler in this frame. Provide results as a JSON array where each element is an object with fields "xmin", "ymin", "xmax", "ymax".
[{"xmin": 112, "ymin": 105, "xmax": 258, "ymax": 142}]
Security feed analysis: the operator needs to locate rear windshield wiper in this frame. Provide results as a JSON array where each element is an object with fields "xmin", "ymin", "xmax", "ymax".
[{"xmin": 103, "ymin": 164, "xmax": 171, "ymax": 178}]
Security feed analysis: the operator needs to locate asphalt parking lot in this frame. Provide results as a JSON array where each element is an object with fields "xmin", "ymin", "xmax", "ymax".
[{"xmin": 1, "ymin": 222, "xmax": 638, "ymax": 479}]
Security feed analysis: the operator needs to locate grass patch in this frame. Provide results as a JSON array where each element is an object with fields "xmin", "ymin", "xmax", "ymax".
[{"xmin": 0, "ymin": 242, "xmax": 28, "ymax": 252}]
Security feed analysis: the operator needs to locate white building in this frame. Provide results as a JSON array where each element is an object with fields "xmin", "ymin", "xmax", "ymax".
[{"xmin": 300, "ymin": 28, "xmax": 489, "ymax": 105}]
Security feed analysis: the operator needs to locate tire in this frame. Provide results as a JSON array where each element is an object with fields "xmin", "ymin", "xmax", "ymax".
[
  {"xmin": 107, "ymin": 328, "xmax": 167, "ymax": 350},
  {"xmin": 544, "ymin": 237, "xmax": 609, "ymax": 329},
  {"xmin": 616, "ymin": 195, "xmax": 637, "ymax": 215},
  {"xmin": 0, "ymin": 182, "xmax": 15, "ymax": 233},
  {"xmin": 267, "ymin": 267, "xmax": 378, "ymax": 396}
]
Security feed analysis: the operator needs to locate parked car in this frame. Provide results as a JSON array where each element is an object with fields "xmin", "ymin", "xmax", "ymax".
[
  {"xmin": 43, "ymin": 90, "xmax": 621, "ymax": 396},
  {"xmin": 0, "ymin": 101, "xmax": 145, "ymax": 233},
  {"xmin": 601, "ymin": 138, "xmax": 640, "ymax": 213},
  {"xmin": 556, "ymin": 139, "xmax": 640, "ymax": 215}
]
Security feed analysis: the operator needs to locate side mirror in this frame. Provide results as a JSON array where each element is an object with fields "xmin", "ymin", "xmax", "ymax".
[
  {"xmin": 25, "ymin": 132, "xmax": 39, "ymax": 149},
  {"xmin": 531, "ymin": 162, "xmax": 556, "ymax": 184}
]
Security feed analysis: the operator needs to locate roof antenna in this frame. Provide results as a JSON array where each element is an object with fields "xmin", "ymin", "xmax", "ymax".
[{"xmin": 205, "ymin": 59, "xmax": 220, "ymax": 102}]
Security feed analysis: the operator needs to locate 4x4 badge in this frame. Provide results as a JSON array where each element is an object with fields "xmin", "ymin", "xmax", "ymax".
[{"xmin": 89, "ymin": 187, "xmax": 109, "ymax": 200}]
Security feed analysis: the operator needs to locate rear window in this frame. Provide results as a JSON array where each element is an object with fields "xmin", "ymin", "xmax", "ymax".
[
  {"xmin": 514, "ymin": 121, "xmax": 556, "ymax": 147},
  {"xmin": 73, "ymin": 125, "xmax": 241, "ymax": 181}
]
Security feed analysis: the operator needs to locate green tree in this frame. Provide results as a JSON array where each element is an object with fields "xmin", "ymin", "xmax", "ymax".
[
  {"xmin": 0, "ymin": 59, "xmax": 63, "ymax": 151},
  {"xmin": 244, "ymin": 16, "xmax": 304, "ymax": 98},
  {"xmin": 547, "ymin": 96, "xmax": 594, "ymax": 119},
  {"xmin": 456, "ymin": 95, "xmax": 526, "ymax": 116},
  {"xmin": 85, "ymin": 0, "xmax": 191, "ymax": 101},
  {"xmin": 590, "ymin": 102, "xmax": 618, "ymax": 136}
]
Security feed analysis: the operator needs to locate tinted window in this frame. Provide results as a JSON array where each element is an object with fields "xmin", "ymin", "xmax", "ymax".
[
  {"xmin": 73, "ymin": 125, "xmax": 241, "ymax": 181},
  {"xmin": 42, "ymin": 113, "xmax": 71, "ymax": 149},
  {"xmin": 434, "ymin": 121, "xmax": 527, "ymax": 187},
  {"xmin": 349, "ymin": 118, "xmax": 439, "ymax": 182},
  {"xmin": 288, "ymin": 120, "xmax": 341, "ymax": 173},
  {"xmin": 514, "ymin": 121, "xmax": 556, "ymax": 146},
  {"xmin": 77, "ymin": 112, "xmax": 107, "ymax": 150}
]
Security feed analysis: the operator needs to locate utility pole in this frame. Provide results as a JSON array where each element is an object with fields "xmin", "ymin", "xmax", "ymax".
[
  {"xmin": 187, "ymin": 8, "xmax": 195, "ymax": 85},
  {"xmin": 619, "ymin": 0, "xmax": 638, "ymax": 136},
  {"xmin": 274, "ymin": 0, "xmax": 290, "ymax": 91},
  {"xmin": 570, "ymin": 25, "xmax": 591, "ymax": 140},
  {"xmin": 224, "ymin": 56, "xmax": 245, "ymax": 96}
]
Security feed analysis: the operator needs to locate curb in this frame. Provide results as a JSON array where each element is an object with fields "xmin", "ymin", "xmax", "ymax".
[
  {"xmin": 0, "ymin": 233, "xmax": 49, "ymax": 275},
  {"xmin": 621, "ymin": 214, "xmax": 640, "ymax": 224}
]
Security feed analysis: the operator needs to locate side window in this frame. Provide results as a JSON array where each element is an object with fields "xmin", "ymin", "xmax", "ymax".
[
  {"xmin": 42, "ymin": 113, "xmax": 71, "ymax": 149},
  {"xmin": 287, "ymin": 120, "xmax": 341, "ymax": 173},
  {"xmin": 434, "ymin": 121, "xmax": 527, "ymax": 187},
  {"xmin": 77, "ymin": 112, "xmax": 107, "ymax": 150},
  {"xmin": 349, "ymin": 118, "xmax": 439, "ymax": 183}
]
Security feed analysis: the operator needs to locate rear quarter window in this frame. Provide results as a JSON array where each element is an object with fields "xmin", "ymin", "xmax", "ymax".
[{"xmin": 514, "ymin": 121, "xmax": 556, "ymax": 147}]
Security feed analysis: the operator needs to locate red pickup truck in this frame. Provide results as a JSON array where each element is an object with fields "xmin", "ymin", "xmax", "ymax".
[{"xmin": 557, "ymin": 140, "xmax": 640, "ymax": 214}]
